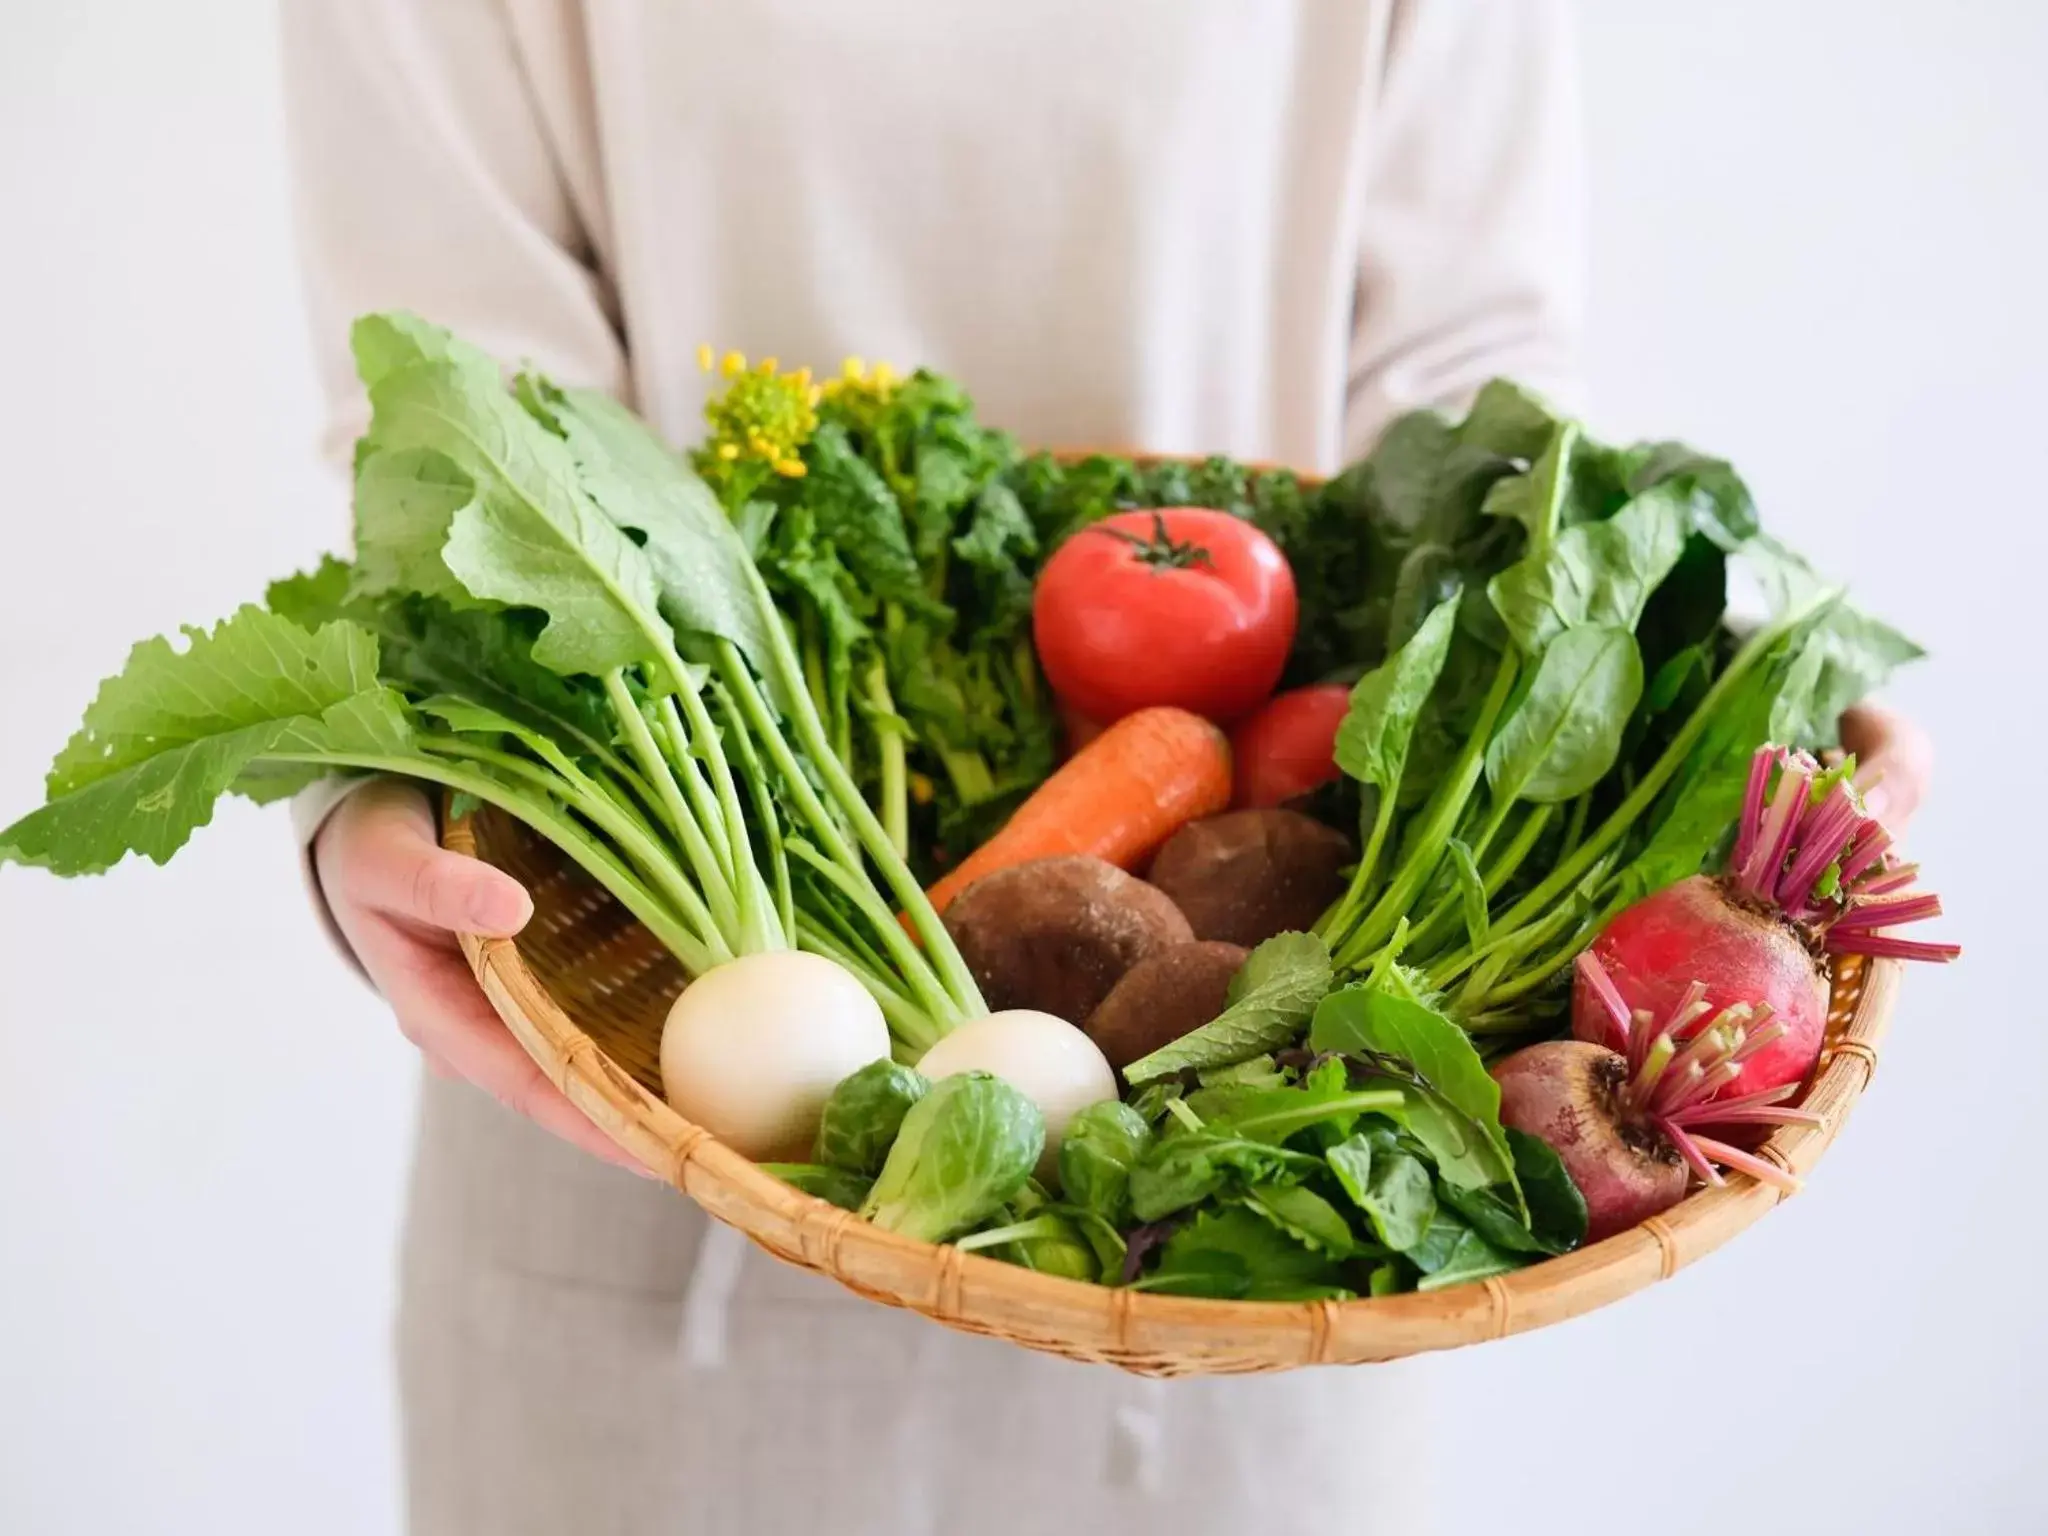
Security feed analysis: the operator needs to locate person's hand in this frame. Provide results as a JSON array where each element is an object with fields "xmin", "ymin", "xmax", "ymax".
[
  {"xmin": 1839, "ymin": 700, "xmax": 1933, "ymax": 835},
  {"xmin": 314, "ymin": 779, "xmax": 652, "ymax": 1174}
]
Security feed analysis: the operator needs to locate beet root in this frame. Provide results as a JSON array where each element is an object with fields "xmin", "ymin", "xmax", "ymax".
[
  {"xmin": 1513, "ymin": 952, "xmax": 1824, "ymax": 1238},
  {"xmin": 1493, "ymin": 1041, "xmax": 1690, "ymax": 1243},
  {"xmin": 1574, "ymin": 874, "xmax": 1830, "ymax": 1101}
]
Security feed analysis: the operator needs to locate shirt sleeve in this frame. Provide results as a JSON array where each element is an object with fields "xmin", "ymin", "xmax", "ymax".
[
  {"xmin": 278, "ymin": 0, "xmax": 625, "ymax": 965},
  {"xmin": 1343, "ymin": 0, "xmax": 1586, "ymax": 455},
  {"xmin": 278, "ymin": 0, "xmax": 628, "ymax": 465}
]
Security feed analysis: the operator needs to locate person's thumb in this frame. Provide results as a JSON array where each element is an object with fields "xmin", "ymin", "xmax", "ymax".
[{"xmin": 323, "ymin": 780, "xmax": 533, "ymax": 937}]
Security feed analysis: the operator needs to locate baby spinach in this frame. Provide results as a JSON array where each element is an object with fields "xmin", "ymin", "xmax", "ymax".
[
  {"xmin": 1311, "ymin": 980, "xmax": 1520, "ymax": 1199},
  {"xmin": 1326, "ymin": 1133, "xmax": 1437, "ymax": 1252},
  {"xmin": 1484, "ymin": 625, "xmax": 1643, "ymax": 806},
  {"xmin": 1132, "ymin": 1207, "xmax": 1348, "ymax": 1301},
  {"xmin": 1241, "ymin": 1182, "xmax": 1361, "ymax": 1259},
  {"xmin": 1126, "ymin": 1134, "xmax": 1327, "ymax": 1224}
]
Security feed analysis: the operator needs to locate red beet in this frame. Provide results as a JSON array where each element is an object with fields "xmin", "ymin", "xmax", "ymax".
[
  {"xmin": 1575, "ymin": 745, "xmax": 1958, "ymax": 1103},
  {"xmin": 1500, "ymin": 953, "xmax": 1823, "ymax": 1242}
]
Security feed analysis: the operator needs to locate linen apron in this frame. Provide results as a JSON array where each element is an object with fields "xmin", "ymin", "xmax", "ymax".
[{"xmin": 280, "ymin": 3, "xmax": 1583, "ymax": 1529}]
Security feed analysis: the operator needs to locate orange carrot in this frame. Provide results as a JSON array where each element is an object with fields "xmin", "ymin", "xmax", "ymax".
[{"xmin": 924, "ymin": 707, "xmax": 1232, "ymax": 915}]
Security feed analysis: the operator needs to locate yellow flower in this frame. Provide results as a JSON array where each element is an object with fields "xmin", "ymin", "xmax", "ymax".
[
  {"xmin": 696, "ymin": 343, "xmax": 714, "ymax": 371},
  {"xmin": 721, "ymin": 350, "xmax": 747, "ymax": 378},
  {"xmin": 694, "ymin": 350, "xmax": 823, "ymax": 492}
]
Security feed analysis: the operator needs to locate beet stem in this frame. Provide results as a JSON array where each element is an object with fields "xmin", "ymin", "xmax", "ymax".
[
  {"xmin": 1657, "ymin": 1117, "xmax": 1724, "ymax": 1185},
  {"xmin": 1688, "ymin": 1134, "xmax": 1802, "ymax": 1194}
]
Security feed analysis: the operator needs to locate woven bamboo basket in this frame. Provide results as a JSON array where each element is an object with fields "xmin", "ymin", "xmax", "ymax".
[{"xmin": 443, "ymin": 803, "xmax": 1898, "ymax": 1377}]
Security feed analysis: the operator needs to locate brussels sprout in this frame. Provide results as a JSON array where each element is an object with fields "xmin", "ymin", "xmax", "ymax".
[
  {"xmin": 814, "ymin": 1059, "xmax": 930, "ymax": 1174},
  {"xmin": 860, "ymin": 1072, "xmax": 1043, "ymax": 1244},
  {"xmin": 1056, "ymin": 1100, "xmax": 1153, "ymax": 1225}
]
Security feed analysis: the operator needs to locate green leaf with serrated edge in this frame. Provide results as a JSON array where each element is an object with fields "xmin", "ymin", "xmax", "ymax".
[
  {"xmin": 1241, "ymin": 1183, "xmax": 1357, "ymax": 1258},
  {"xmin": 46, "ymin": 606, "xmax": 380, "ymax": 796},
  {"xmin": 5, "ymin": 610, "xmax": 398, "ymax": 875},
  {"xmin": 1484, "ymin": 624, "xmax": 1643, "ymax": 805},
  {"xmin": 1333, "ymin": 595, "xmax": 1459, "ymax": 791},
  {"xmin": 1487, "ymin": 482, "xmax": 1691, "ymax": 656},
  {"xmin": 354, "ymin": 330, "xmax": 668, "ymax": 678},
  {"xmin": 1122, "ymin": 932, "xmax": 1333, "ymax": 1082},
  {"xmin": 349, "ymin": 311, "xmax": 500, "ymax": 390},
  {"xmin": 268, "ymin": 561, "xmax": 621, "ymax": 769},
  {"xmin": 517, "ymin": 376, "xmax": 783, "ymax": 688}
]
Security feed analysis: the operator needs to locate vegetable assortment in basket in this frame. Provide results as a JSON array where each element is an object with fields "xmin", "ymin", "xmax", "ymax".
[{"xmin": 0, "ymin": 316, "xmax": 1959, "ymax": 1306}]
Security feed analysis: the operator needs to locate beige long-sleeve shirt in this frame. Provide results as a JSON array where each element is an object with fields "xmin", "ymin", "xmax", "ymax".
[
  {"xmin": 284, "ymin": 0, "xmax": 1582, "ymax": 475},
  {"xmin": 279, "ymin": 7, "xmax": 1584, "ymax": 1532}
]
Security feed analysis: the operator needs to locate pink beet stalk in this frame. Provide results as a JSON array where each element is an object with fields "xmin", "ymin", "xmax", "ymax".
[{"xmin": 1731, "ymin": 746, "xmax": 1959, "ymax": 962}]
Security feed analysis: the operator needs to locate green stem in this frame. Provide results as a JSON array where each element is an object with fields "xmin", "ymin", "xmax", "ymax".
[
  {"xmin": 1337, "ymin": 654, "xmax": 1519, "ymax": 968},
  {"xmin": 784, "ymin": 839, "xmax": 952, "ymax": 1045},
  {"xmin": 865, "ymin": 656, "xmax": 909, "ymax": 859},
  {"xmin": 721, "ymin": 604, "xmax": 985, "ymax": 1021},
  {"xmin": 795, "ymin": 919, "xmax": 931, "ymax": 1051},
  {"xmin": 276, "ymin": 752, "xmax": 717, "ymax": 974},
  {"xmin": 421, "ymin": 735, "xmax": 731, "ymax": 959},
  {"xmin": 602, "ymin": 671, "xmax": 735, "ymax": 927},
  {"xmin": 1485, "ymin": 594, "xmax": 1834, "ymax": 942}
]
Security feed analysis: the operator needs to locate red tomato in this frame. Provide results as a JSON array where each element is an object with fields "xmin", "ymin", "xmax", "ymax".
[
  {"xmin": 1032, "ymin": 508, "xmax": 1297, "ymax": 725},
  {"xmin": 1230, "ymin": 684, "xmax": 1352, "ymax": 808}
]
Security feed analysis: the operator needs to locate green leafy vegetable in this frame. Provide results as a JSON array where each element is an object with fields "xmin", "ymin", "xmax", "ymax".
[
  {"xmin": 813, "ymin": 1059, "xmax": 930, "ymax": 1175},
  {"xmin": 1122, "ymin": 932, "xmax": 1335, "ymax": 1083},
  {"xmin": 860, "ymin": 1072, "xmax": 1043, "ymax": 1244},
  {"xmin": 1055, "ymin": 1101, "xmax": 1153, "ymax": 1226},
  {"xmin": 1326, "ymin": 1132, "xmax": 1437, "ymax": 1251}
]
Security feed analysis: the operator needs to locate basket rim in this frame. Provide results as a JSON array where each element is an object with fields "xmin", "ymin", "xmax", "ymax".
[{"xmin": 444, "ymin": 804, "xmax": 1900, "ymax": 1373}]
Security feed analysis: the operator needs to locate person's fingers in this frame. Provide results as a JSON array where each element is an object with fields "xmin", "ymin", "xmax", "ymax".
[
  {"xmin": 1839, "ymin": 701, "xmax": 1933, "ymax": 833},
  {"xmin": 376, "ymin": 931, "xmax": 655, "ymax": 1175},
  {"xmin": 321, "ymin": 780, "xmax": 533, "ymax": 937}
]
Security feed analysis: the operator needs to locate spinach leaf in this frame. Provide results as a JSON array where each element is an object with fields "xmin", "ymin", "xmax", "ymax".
[
  {"xmin": 1333, "ymin": 595, "xmax": 1460, "ymax": 793},
  {"xmin": 1126, "ymin": 1133, "xmax": 1327, "ymax": 1223},
  {"xmin": 1486, "ymin": 482, "xmax": 1691, "ymax": 656},
  {"xmin": 1416, "ymin": 1226, "xmax": 1524, "ymax": 1292},
  {"xmin": 1134, "ymin": 1207, "xmax": 1347, "ymax": 1300},
  {"xmin": 1311, "ymin": 982, "xmax": 1519, "ymax": 1197},
  {"xmin": 1123, "ymin": 932, "xmax": 1334, "ymax": 1082},
  {"xmin": 1511, "ymin": 1129, "xmax": 1590, "ymax": 1252},
  {"xmin": 1185, "ymin": 1057, "xmax": 1401, "ymax": 1148},
  {"xmin": 1241, "ymin": 1183, "xmax": 1360, "ymax": 1259},
  {"xmin": 1769, "ymin": 603, "xmax": 1925, "ymax": 748},
  {"xmin": 1326, "ymin": 1133, "xmax": 1437, "ymax": 1251},
  {"xmin": 1484, "ymin": 625, "xmax": 1643, "ymax": 805},
  {"xmin": 1435, "ymin": 1129, "xmax": 1589, "ymax": 1261},
  {"xmin": 813, "ymin": 1058, "xmax": 929, "ymax": 1175},
  {"xmin": 1055, "ymin": 1101, "xmax": 1153, "ymax": 1226}
]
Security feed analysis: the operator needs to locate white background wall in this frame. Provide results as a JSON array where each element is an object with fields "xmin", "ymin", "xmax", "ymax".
[{"xmin": 0, "ymin": 4, "xmax": 2039, "ymax": 1533}]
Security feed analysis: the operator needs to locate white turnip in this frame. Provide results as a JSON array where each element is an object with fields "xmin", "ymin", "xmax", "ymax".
[
  {"xmin": 916, "ymin": 1009, "xmax": 1117, "ymax": 1178},
  {"xmin": 661, "ymin": 950, "xmax": 891, "ymax": 1160}
]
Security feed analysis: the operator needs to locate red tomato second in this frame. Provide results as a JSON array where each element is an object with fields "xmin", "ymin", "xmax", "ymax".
[
  {"xmin": 1032, "ymin": 508, "xmax": 1297, "ymax": 725},
  {"xmin": 1229, "ymin": 684, "xmax": 1352, "ymax": 808}
]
